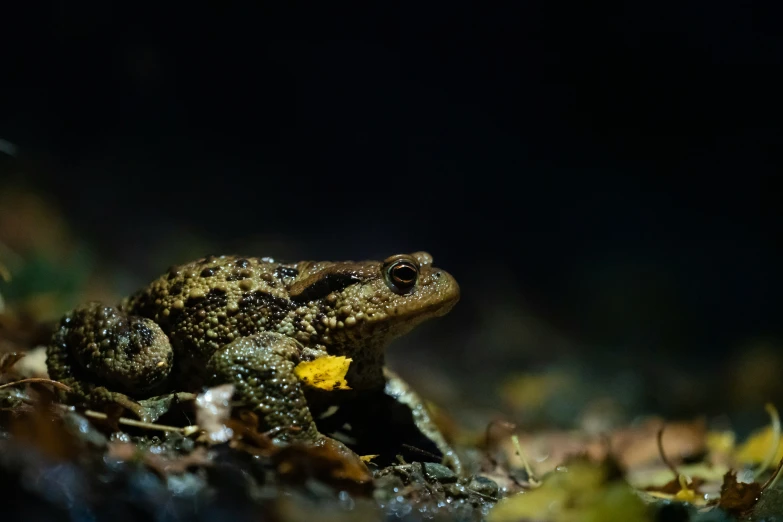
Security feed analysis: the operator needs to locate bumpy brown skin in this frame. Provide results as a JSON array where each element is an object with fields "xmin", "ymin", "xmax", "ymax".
[{"xmin": 47, "ymin": 252, "xmax": 459, "ymax": 442}]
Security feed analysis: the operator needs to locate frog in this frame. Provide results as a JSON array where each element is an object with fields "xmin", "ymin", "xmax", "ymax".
[{"xmin": 46, "ymin": 251, "xmax": 460, "ymax": 465}]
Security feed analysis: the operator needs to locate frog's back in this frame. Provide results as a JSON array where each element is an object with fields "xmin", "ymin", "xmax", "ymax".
[{"xmin": 123, "ymin": 255, "xmax": 300, "ymax": 364}]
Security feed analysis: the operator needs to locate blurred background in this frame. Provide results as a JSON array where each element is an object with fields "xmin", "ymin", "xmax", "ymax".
[{"xmin": 1, "ymin": 3, "xmax": 781, "ymax": 437}]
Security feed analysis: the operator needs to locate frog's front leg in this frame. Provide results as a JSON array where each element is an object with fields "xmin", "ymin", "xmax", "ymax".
[
  {"xmin": 46, "ymin": 302, "xmax": 174, "ymax": 421},
  {"xmin": 384, "ymin": 368, "xmax": 463, "ymax": 475},
  {"xmin": 206, "ymin": 332, "xmax": 319, "ymax": 441}
]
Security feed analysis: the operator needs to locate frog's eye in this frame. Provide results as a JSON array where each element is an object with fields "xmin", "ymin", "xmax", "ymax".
[{"xmin": 384, "ymin": 259, "xmax": 419, "ymax": 294}]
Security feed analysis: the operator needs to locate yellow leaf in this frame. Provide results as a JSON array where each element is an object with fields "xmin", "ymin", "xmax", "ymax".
[
  {"xmin": 359, "ymin": 454, "xmax": 379, "ymax": 463},
  {"xmin": 675, "ymin": 488, "xmax": 697, "ymax": 503},
  {"xmin": 706, "ymin": 430, "xmax": 736, "ymax": 455},
  {"xmin": 488, "ymin": 460, "xmax": 650, "ymax": 522},
  {"xmin": 628, "ymin": 462, "xmax": 728, "ymax": 492},
  {"xmin": 674, "ymin": 475, "xmax": 698, "ymax": 503},
  {"xmin": 735, "ymin": 426, "xmax": 783, "ymax": 467},
  {"xmin": 294, "ymin": 355, "xmax": 352, "ymax": 391}
]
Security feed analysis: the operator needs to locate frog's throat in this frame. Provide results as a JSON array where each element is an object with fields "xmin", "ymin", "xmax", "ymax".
[{"xmin": 331, "ymin": 339, "xmax": 389, "ymax": 390}]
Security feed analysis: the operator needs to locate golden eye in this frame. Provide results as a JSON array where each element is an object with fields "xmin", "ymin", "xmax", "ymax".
[{"xmin": 385, "ymin": 259, "xmax": 419, "ymax": 294}]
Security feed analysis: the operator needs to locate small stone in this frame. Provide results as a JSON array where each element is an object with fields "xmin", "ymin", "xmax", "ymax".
[
  {"xmin": 423, "ymin": 462, "xmax": 458, "ymax": 484},
  {"xmin": 467, "ymin": 475, "xmax": 499, "ymax": 498}
]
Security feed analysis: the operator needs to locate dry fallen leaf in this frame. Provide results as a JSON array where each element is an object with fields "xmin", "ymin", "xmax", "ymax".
[
  {"xmin": 226, "ymin": 410, "xmax": 278, "ymax": 456},
  {"xmin": 735, "ymin": 425, "xmax": 783, "ymax": 467},
  {"xmin": 488, "ymin": 458, "xmax": 649, "ymax": 522},
  {"xmin": 644, "ymin": 474, "xmax": 707, "ymax": 504},
  {"xmin": 273, "ymin": 437, "xmax": 373, "ymax": 496},
  {"xmin": 717, "ymin": 470, "xmax": 762, "ymax": 515},
  {"xmin": 195, "ymin": 384, "xmax": 235, "ymax": 444},
  {"xmin": 294, "ymin": 355, "xmax": 352, "ymax": 390},
  {"xmin": 629, "ymin": 462, "xmax": 728, "ymax": 504},
  {"xmin": 599, "ymin": 417, "xmax": 707, "ymax": 470}
]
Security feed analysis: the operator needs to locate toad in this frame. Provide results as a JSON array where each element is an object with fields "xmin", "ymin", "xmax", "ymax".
[{"xmin": 46, "ymin": 252, "xmax": 460, "ymax": 463}]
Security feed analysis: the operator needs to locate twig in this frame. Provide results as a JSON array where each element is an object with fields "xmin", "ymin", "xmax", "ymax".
[
  {"xmin": 0, "ymin": 378, "xmax": 72, "ymax": 392},
  {"xmin": 657, "ymin": 425, "xmax": 680, "ymax": 479},
  {"xmin": 755, "ymin": 403, "xmax": 781, "ymax": 480},
  {"xmin": 511, "ymin": 434, "xmax": 540, "ymax": 486},
  {"xmin": 55, "ymin": 404, "xmax": 199, "ymax": 435}
]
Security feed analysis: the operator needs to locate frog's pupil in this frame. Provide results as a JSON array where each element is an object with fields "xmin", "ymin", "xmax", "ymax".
[{"xmin": 392, "ymin": 263, "xmax": 417, "ymax": 286}]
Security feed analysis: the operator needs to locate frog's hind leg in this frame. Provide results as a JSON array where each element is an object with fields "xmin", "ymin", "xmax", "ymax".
[
  {"xmin": 46, "ymin": 302, "xmax": 174, "ymax": 422},
  {"xmin": 207, "ymin": 332, "xmax": 319, "ymax": 441}
]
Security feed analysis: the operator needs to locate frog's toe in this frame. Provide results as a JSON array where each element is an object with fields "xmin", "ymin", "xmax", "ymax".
[{"xmin": 87, "ymin": 387, "xmax": 159, "ymax": 423}]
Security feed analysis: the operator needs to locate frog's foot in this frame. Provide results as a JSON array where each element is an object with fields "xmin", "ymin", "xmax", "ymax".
[
  {"xmin": 84, "ymin": 388, "xmax": 197, "ymax": 424},
  {"xmin": 207, "ymin": 332, "xmax": 319, "ymax": 441},
  {"xmin": 84, "ymin": 387, "xmax": 152, "ymax": 423}
]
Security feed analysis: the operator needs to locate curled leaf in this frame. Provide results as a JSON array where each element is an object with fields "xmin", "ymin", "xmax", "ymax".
[
  {"xmin": 294, "ymin": 355, "xmax": 352, "ymax": 390},
  {"xmin": 488, "ymin": 459, "xmax": 649, "ymax": 522},
  {"xmin": 718, "ymin": 470, "xmax": 762, "ymax": 515},
  {"xmin": 273, "ymin": 437, "xmax": 373, "ymax": 495},
  {"xmin": 754, "ymin": 403, "xmax": 781, "ymax": 479},
  {"xmin": 195, "ymin": 384, "xmax": 235, "ymax": 444}
]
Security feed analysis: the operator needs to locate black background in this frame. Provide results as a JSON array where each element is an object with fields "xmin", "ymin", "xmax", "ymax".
[{"xmin": 1, "ymin": 3, "xmax": 781, "ymax": 406}]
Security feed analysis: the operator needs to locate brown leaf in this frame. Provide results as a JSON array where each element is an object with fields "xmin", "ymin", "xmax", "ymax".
[
  {"xmin": 224, "ymin": 410, "xmax": 278, "ymax": 456},
  {"xmin": 273, "ymin": 437, "xmax": 373, "ymax": 496},
  {"xmin": 223, "ymin": 409, "xmax": 371, "ymax": 493},
  {"xmin": 589, "ymin": 417, "xmax": 707, "ymax": 470},
  {"xmin": 718, "ymin": 470, "xmax": 762, "ymax": 515}
]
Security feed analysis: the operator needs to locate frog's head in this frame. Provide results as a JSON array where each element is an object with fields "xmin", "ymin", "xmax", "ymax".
[{"xmin": 289, "ymin": 252, "xmax": 460, "ymax": 349}]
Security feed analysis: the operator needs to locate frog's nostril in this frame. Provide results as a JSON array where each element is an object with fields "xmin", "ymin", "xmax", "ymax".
[{"xmin": 433, "ymin": 271, "xmax": 442, "ymax": 279}]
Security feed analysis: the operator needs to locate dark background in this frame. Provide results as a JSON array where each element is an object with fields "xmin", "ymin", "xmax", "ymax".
[{"xmin": 1, "ymin": 3, "xmax": 781, "ymax": 422}]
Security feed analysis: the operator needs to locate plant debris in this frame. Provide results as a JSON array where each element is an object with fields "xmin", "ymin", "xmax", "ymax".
[
  {"xmin": 295, "ymin": 355, "xmax": 353, "ymax": 390},
  {"xmin": 3, "ymin": 192, "xmax": 783, "ymax": 521}
]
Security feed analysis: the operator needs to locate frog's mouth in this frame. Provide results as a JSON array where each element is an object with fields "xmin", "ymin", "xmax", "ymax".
[
  {"xmin": 379, "ymin": 283, "xmax": 460, "ymax": 331},
  {"xmin": 418, "ymin": 290, "xmax": 460, "ymax": 318}
]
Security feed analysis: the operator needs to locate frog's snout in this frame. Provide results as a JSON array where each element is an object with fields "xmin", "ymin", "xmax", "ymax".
[{"xmin": 428, "ymin": 268, "xmax": 460, "ymax": 316}]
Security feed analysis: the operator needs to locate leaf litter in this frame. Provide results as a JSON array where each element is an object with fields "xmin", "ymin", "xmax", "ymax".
[
  {"xmin": 4, "ymin": 194, "xmax": 783, "ymax": 520},
  {"xmin": 5, "ymin": 304, "xmax": 783, "ymax": 521}
]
